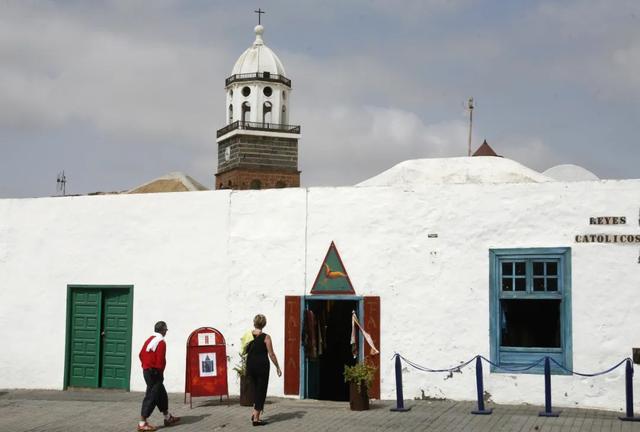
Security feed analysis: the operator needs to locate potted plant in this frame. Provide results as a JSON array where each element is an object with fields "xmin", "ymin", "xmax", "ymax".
[
  {"xmin": 233, "ymin": 353, "xmax": 254, "ymax": 406},
  {"xmin": 343, "ymin": 361, "xmax": 376, "ymax": 411}
]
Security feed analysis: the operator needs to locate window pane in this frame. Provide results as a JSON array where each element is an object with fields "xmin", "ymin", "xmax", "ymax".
[
  {"xmin": 547, "ymin": 278, "xmax": 558, "ymax": 291},
  {"xmin": 500, "ymin": 299, "xmax": 561, "ymax": 348},
  {"xmin": 547, "ymin": 262, "xmax": 558, "ymax": 276},
  {"xmin": 502, "ymin": 278, "xmax": 513, "ymax": 291},
  {"xmin": 533, "ymin": 277, "xmax": 545, "ymax": 291},
  {"xmin": 533, "ymin": 262, "xmax": 544, "ymax": 276},
  {"xmin": 514, "ymin": 278, "xmax": 526, "ymax": 291},
  {"xmin": 515, "ymin": 262, "xmax": 526, "ymax": 276},
  {"xmin": 502, "ymin": 262, "xmax": 513, "ymax": 276}
]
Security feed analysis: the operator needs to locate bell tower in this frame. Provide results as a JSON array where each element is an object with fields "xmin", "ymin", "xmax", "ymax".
[{"xmin": 215, "ymin": 21, "xmax": 301, "ymax": 190}]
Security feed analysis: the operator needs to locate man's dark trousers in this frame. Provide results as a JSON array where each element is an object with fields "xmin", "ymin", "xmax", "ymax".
[{"xmin": 141, "ymin": 368, "xmax": 168, "ymax": 418}]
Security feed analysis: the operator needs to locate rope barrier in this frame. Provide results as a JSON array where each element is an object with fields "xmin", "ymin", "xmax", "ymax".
[
  {"xmin": 394, "ymin": 353, "xmax": 630, "ymax": 377},
  {"xmin": 479, "ymin": 355, "xmax": 546, "ymax": 373},
  {"xmin": 395, "ymin": 353, "xmax": 477, "ymax": 373},
  {"xmin": 548, "ymin": 356, "xmax": 630, "ymax": 377},
  {"xmin": 390, "ymin": 352, "xmax": 638, "ymax": 420}
]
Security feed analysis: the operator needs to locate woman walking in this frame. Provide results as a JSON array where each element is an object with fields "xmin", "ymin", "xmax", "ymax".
[{"xmin": 246, "ymin": 314, "xmax": 282, "ymax": 426}]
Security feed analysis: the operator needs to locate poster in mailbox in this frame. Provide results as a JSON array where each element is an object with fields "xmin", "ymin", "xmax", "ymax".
[{"xmin": 199, "ymin": 352, "xmax": 217, "ymax": 377}]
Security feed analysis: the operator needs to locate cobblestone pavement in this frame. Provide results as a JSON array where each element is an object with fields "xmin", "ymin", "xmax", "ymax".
[{"xmin": 1, "ymin": 390, "xmax": 640, "ymax": 432}]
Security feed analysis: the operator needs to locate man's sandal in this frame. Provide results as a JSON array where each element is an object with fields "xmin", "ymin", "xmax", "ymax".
[
  {"xmin": 164, "ymin": 415, "xmax": 181, "ymax": 427},
  {"xmin": 137, "ymin": 423, "xmax": 157, "ymax": 432}
]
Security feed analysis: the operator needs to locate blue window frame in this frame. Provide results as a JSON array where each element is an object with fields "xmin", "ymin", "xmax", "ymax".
[{"xmin": 489, "ymin": 248, "xmax": 572, "ymax": 374}]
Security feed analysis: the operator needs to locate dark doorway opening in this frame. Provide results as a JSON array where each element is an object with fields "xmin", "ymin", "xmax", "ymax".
[{"xmin": 304, "ymin": 299, "xmax": 358, "ymax": 401}]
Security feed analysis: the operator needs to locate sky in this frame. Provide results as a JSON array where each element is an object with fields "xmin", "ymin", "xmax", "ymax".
[{"xmin": 0, "ymin": 0, "xmax": 638, "ymax": 198}]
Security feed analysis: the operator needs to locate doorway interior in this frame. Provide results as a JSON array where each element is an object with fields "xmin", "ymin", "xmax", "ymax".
[{"xmin": 303, "ymin": 297, "xmax": 361, "ymax": 401}]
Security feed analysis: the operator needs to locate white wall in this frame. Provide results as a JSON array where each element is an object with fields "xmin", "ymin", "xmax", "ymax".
[{"xmin": 1, "ymin": 179, "xmax": 639, "ymax": 412}]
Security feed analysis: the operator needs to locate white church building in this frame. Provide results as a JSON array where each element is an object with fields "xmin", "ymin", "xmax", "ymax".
[{"xmin": 1, "ymin": 23, "xmax": 640, "ymax": 414}]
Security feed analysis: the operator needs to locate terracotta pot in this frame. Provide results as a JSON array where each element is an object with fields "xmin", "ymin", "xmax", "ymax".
[
  {"xmin": 239, "ymin": 375, "xmax": 254, "ymax": 407},
  {"xmin": 349, "ymin": 381, "xmax": 370, "ymax": 411}
]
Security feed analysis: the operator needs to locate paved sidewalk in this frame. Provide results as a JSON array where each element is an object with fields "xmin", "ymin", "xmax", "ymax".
[{"xmin": 1, "ymin": 390, "xmax": 640, "ymax": 432}]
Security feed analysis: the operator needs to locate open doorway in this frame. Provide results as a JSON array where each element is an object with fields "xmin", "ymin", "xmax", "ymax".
[{"xmin": 303, "ymin": 298, "xmax": 359, "ymax": 401}]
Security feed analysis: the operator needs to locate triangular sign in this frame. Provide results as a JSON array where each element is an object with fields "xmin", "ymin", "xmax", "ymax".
[{"xmin": 310, "ymin": 241, "xmax": 355, "ymax": 295}]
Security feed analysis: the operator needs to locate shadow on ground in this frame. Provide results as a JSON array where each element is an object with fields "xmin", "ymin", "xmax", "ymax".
[
  {"xmin": 265, "ymin": 410, "xmax": 306, "ymax": 424},
  {"xmin": 176, "ymin": 414, "xmax": 210, "ymax": 425},
  {"xmin": 197, "ymin": 397, "xmax": 240, "ymax": 407},
  {"xmin": 369, "ymin": 402, "xmax": 393, "ymax": 411},
  {"xmin": 197, "ymin": 398, "xmax": 275, "ymax": 408}
]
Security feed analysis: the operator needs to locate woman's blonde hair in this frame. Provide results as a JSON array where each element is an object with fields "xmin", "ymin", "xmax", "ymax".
[{"xmin": 253, "ymin": 314, "xmax": 267, "ymax": 329}]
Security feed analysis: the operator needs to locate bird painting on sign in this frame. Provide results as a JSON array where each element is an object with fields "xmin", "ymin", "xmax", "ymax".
[
  {"xmin": 324, "ymin": 263, "xmax": 347, "ymax": 280},
  {"xmin": 311, "ymin": 241, "xmax": 356, "ymax": 295}
]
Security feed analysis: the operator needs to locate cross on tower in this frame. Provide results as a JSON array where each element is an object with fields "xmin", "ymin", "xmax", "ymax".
[{"xmin": 254, "ymin": 8, "xmax": 265, "ymax": 25}]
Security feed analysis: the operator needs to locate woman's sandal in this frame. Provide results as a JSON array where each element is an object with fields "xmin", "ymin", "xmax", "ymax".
[
  {"xmin": 137, "ymin": 422, "xmax": 157, "ymax": 431},
  {"xmin": 252, "ymin": 410, "xmax": 267, "ymax": 426}
]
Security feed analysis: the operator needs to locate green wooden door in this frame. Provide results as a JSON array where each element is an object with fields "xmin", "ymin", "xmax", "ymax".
[
  {"xmin": 100, "ymin": 289, "xmax": 132, "ymax": 389},
  {"xmin": 67, "ymin": 286, "xmax": 132, "ymax": 390},
  {"xmin": 68, "ymin": 289, "xmax": 102, "ymax": 388}
]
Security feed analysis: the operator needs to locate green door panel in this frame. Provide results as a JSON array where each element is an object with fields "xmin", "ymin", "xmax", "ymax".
[
  {"xmin": 66, "ymin": 286, "xmax": 133, "ymax": 390},
  {"xmin": 100, "ymin": 289, "xmax": 131, "ymax": 389},
  {"xmin": 69, "ymin": 289, "xmax": 101, "ymax": 388}
]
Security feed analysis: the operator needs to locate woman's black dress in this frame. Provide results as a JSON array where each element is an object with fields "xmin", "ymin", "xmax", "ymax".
[{"xmin": 246, "ymin": 333, "xmax": 270, "ymax": 411}]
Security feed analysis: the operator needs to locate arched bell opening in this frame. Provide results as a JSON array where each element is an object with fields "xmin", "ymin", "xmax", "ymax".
[
  {"xmin": 263, "ymin": 102, "xmax": 273, "ymax": 124},
  {"xmin": 242, "ymin": 102, "xmax": 251, "ymax": 123}
]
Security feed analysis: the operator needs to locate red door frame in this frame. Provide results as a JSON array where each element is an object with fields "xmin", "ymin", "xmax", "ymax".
[{"xmin": 284, "ymin": 295, "xmax": 381, "ymax": 399}]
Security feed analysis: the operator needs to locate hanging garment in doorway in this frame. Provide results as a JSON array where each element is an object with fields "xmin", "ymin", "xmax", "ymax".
[{"xmin": 303, "ymin": 309, "xmax": 318, "ymax": 360}]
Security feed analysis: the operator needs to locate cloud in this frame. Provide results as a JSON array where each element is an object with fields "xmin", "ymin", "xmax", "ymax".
[
  {"xmin": 504, "ymin": 0, "xmax": 640, "ymax": 99},
  {"xmin": 0, "ymin": 1, "xmax": 639, "ymax": 197},
  {"xmin": 611, "ymin": 41, "xmax": 640, "ymax": 92},
  {"xmin": 493, "ymin": 135, "xmax": 558, "ymax": 173},
  {"xmin": 367, "ymin": 0, "xmax": 472, "ymax": 21},
  {"xmin": 298, "ymin": 104, "xmax": 467, "ymax": 185},
  {"xmin": 0, "ymin": 2, "xmax": 231, "ymax": 145}
]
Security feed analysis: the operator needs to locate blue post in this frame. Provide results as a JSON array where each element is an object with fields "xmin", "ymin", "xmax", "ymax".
[
  {"xmin": 390, "ymin": 354, "xmax": 411, "ymax": 412},
  {"xmin": 471, "ymin": 356, "xmax": 492, "ymax": 414},
  {"xmin": 620, "ymin": 359, "xmax": 640, "ymax": 421},
  {"xmin": 539, "ymin": 357, "xmax": 560, "ymax": 417}
]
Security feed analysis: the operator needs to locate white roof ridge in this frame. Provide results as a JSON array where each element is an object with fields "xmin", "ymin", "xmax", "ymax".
[{"xmin": 356, "ymin": 157, "xmax": 554, "ymax": 187}]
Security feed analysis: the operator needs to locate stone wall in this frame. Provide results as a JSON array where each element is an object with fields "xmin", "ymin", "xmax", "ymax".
[{"xmin": 217, "ymin": 134, "xmax": 298, "ymax": 173}]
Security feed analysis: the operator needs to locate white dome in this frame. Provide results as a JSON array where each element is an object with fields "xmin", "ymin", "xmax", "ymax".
[
  {"xmin": 542, "ymin": 164, "xmax": 599, "ymax": 181},
  {"xmin": 357, "ymin": 157, "xmax": 553, "ymax": 187},
  {"xmin": 231, "ymin": 25, "xmax": 286, "ymax": 76}
]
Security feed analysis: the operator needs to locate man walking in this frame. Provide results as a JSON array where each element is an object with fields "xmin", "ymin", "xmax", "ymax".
[{"xmin": 137, "ymin": 321, "xmax": 180, "ymax": 431}]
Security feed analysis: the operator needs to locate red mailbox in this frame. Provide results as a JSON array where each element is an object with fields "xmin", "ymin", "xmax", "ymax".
[{"xmin": 184, "ymin": 327, "xmax": 229, "ymax": 408}]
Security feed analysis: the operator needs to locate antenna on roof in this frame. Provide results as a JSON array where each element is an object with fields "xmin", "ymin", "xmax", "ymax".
[
  {"xmin": 467, "ymin": 97, "xmax": 474, "ymax": 157},
  {"xmin": 56, "ymin": 171, "xmax": 67, "ymax": 196}
]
